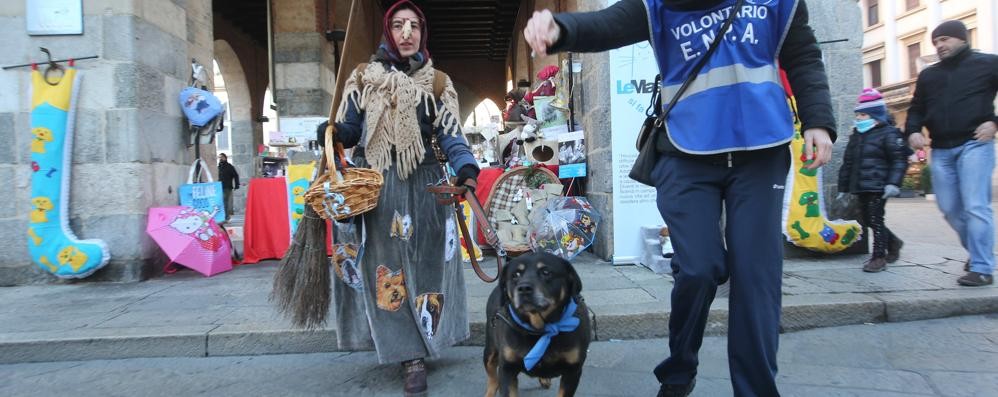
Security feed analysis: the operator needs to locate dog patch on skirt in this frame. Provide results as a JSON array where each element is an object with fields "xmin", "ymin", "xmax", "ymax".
[
  {"xmin": 333, "ymin": 243, "xmax": 363, "ymax": 291},
  {"xmin": 390, "ymin": 211, "xmax": 414, "ymax": 241},
  {"xmin": 416, "ymin": 293, "xmax": 444, "ymax": 340},
  {"xmin": 444, "ymin": 215, "xmax": 458, "ymax": 261},
  {"xmin": 375, "ymin": 265, "xmax": 406, "ymax": 311}
]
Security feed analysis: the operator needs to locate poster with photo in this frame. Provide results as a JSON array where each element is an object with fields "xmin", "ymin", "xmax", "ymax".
[
  {"xmin": 533, "ymin": 96, "xmax": 569, "ymax": 135},
  {"xmin": 558, "ymin": 130, "xmax": 586, "ymax": 178}
]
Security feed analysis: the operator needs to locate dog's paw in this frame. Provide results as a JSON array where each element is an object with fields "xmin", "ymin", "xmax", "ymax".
[{"xmin": 538, "ymin": 378, "xmax": 552, "ymax": 389}]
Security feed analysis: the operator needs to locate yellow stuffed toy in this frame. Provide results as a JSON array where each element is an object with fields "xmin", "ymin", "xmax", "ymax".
[{"xmin": 782, "ymin": 96, "xmax": 862, "ymax": 253}]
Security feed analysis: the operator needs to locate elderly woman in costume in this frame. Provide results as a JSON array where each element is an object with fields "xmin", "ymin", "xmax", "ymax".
[{"xmin": 319, "ymin": 1, "xmax": 478, "ymax": 395}]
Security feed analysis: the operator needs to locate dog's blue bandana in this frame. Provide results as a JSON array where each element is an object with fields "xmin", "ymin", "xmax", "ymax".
[{"xmin": 507, "ymin": 298, "xmax": 580, "ymax": 371}]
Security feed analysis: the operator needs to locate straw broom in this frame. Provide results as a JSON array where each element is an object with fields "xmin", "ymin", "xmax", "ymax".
[
  {"xmin": 270, "ymin": 0, "xmax": 379, "ymax": 329},
  {"xmin": 270, "ymin": 156, "xmax": 331, "ymax": 330}
]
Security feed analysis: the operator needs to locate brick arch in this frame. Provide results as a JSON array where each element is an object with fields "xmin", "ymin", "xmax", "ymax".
[{"xmin": 213, "ymin": 39, "xmax": 255, "ymax": 213}]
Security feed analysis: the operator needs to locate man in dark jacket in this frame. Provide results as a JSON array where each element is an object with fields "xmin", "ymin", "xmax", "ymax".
[
  {"xmin": 905, "ymin": 20, "xmax": 997, "ymax": 287},
  {"xmin": 524, "ymin": 1, "xmax": 835, "ymax": 396},
  {"xmin": 218, "ymin": 153, "xmax": 240, "ymax": 222}
]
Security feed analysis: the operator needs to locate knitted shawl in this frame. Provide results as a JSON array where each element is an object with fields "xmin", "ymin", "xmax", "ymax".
[{"xmin": 335, "ymin": 59, "xmax": 460, "ymax": 179}]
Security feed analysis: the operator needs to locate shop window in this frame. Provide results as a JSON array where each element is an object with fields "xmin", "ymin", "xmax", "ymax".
[
  {"xmin": 867, "ymin": 0, "xmax": 879, "ymax": 26},
  {"xmin": 907, "ymin": 43, "xmax": 921, "ymax": 78},
  {"xmin": 868, "ymin": 59, "xmax": 882, "ymax": 88}
]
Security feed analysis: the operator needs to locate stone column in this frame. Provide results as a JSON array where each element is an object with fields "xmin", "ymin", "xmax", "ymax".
[
  {"xmin": 785, "ymin": 0, "xmax": 867, "ymax": 256},
  {"xmin": 271, "ymin": 0, "xmax": 336, "ymax": 128},
  {"xmin": 562, "ymin": 0, "xmax": 614, "ymax": 261},
  {"xmin": 0, "ymin": 0, "xmax": 215, "ymax": 284},
  {"xmin": 883, "ymin": 0, "xmax": 900, "ymax": 83},
  {"xmin": 213, "ymin": 39, "xmax": 258, "ymax": 213}
]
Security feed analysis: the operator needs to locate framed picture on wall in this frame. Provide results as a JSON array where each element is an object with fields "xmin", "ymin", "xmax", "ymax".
[{"xmin": 26, "ymin": 0, "xmax": 83, "ymax": 35}]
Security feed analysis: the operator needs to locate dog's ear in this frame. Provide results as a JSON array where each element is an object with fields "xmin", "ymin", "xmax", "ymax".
[
  {"xmin": 499, "ymin": 258, "xmax": 512, "ymax": 300},
  {"xmin": 563, "ymin": 256, "xmax": 582, "ymax": 296}
]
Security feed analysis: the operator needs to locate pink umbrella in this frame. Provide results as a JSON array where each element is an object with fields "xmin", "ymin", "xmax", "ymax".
[{"xmin": 147, "ymin": 206, "xmax": 232, "ymax": 277}]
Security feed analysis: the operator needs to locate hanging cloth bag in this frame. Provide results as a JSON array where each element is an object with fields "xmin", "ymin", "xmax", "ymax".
[
  {"xmin": 179, "ymin": 158, "xmax": 226, "ymax": 224},
  {"xmin": 178, "ymin": 86, "xmax": 224, "ymax": 127}
]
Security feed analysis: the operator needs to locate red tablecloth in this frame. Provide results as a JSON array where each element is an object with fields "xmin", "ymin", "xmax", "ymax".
[
  {"xmin": 242, "ymin": 177, "xmax": 336, "ymax": 264},
  {"xmin": 242, "ymin": 178, "xmax": 291, "ymax": 264}
]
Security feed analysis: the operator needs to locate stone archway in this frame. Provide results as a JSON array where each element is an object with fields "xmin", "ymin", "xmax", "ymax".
[{"xmin": 213, "ymin": 39, "xmax": 256, "ymax": 214}]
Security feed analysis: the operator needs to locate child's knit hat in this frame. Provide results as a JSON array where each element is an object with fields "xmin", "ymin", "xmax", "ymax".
[{"xmin": 854, "ymin": 88, "xmax": 888, "ymax": 123}]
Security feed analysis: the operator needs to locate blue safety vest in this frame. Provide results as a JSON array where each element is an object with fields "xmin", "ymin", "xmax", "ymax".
[{"xmin": 645, "ymin": 0, "xmax": 798, "ymax": 154}]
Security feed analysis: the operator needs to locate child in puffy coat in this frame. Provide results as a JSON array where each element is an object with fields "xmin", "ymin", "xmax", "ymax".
[{"xmin": 838, "ymin": 88, "xmax": 908, "ymax": 272}]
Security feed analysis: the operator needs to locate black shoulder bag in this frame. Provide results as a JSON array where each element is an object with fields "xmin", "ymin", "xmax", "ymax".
[{"xmin": 629, "ymin": 0, "xmax": 743, "ymax": 186}]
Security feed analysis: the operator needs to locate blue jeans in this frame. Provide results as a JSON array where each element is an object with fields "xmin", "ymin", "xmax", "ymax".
[{"xmin": 930, "ymin": 140, "xmax": 995, "ymax": 275}]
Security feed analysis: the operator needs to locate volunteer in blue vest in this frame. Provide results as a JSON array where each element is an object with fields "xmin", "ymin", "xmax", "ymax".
[{"xmin": 524, "ymin": 1, "xmax": 836, "ymax": 396}]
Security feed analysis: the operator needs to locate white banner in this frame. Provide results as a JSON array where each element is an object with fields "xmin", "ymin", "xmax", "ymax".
[{"xmin": 609, "ymin": 31, "xmax": 663, "ymax": 264}]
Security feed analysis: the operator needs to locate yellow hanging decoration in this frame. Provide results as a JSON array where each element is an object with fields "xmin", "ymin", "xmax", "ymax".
[{"xmin": 782, "ymin": 96, "xmax": 863, "ymax": 253}]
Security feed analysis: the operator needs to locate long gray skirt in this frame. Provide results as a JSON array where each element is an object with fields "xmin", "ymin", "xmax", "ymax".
[{"xmin": 331, "ymin": 159, "xmax": 469, "ymax": 364}]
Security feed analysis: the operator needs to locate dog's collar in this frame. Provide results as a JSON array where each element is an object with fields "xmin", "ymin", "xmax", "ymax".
[{"xmin": 504, "ymin": 298, "xmax": 580, "ymax": 371}]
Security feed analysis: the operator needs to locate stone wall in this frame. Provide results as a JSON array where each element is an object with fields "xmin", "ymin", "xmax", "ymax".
[
  {"xmin": 272, "ymin": 0, "xmax": 333, "ymax": 119},
  {"xmin": 792, "ymin": 0, "xmax": 867, "ymax": 256},
  {"xmin": 0, "ymin": 0, "xmax": 215, "ymax": 284}
]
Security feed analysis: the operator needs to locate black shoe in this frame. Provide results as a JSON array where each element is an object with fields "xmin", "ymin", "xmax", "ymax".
[
  {"xmin": 957, "ymin": 272, "xmax": 993, "ymax": 287},
  {"xmin": 657, "ymin": 378, "xmax": 696, "ymax": 397},
  {"xmin": 402, "ymin": 359, "xmax": 427, "ymax": 396},
  {"xmin": 964, "ymin": 260, "xmax": 970, "ymax": 272},
  {"xmin": 886, "ymin": 239, "xmax": 903, "ymax": 263},
  {"xmin": 863, "ymin": 257, "xmax": 887, "ymax": 273}
]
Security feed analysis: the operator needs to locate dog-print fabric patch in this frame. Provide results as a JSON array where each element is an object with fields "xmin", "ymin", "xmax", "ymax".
[
  {"xmin": 333, "ymin": 243, "xmax": 363, "ymax": 291},
  {"xmin": 375, "ymin": 265, "xmax": 407, "ymax": 311},
  {"xmin": 444, "ymin": 216, "xmax": 457, "ymax": 261},
  {"xmin": 390, "ymin": 211, "xmax": 414, "ymax": 241},
  {"xmin": 415, "ymin": 293, "xmax": 444, "ymax": 339}
]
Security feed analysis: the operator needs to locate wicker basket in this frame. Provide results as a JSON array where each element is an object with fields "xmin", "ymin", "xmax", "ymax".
[
  {"xmin": 304, "ymin": 124, "xmax": 383, "ymax": 221},
  {"xmin": 484, "ymin": 166, "xmax": 561, "ymax": 256}
]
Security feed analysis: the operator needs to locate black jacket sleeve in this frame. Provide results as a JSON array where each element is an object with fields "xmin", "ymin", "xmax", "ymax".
[
  {"xmin": 332, "ymin": 93, "xmax": 363, "ymax": 148},
  {"xmin": 779, "ymin": 0, "xmax": 837, "ymax": 142},
  {"xmin": 837, "ymin": 137, "xmax": 854, "ymax": 193},
  {"xmin": 549, "ymin": 0, "xmax": 649, "ymax": 54},
  {"xmin": 993, "ymin": 55, "xmax": 998, "ymax": 126},
  {"xmin": 885, "ymin": 128, "xmax": 908, "ymax": 187},
  {"xmin": 316, "ymin": 92, "xmax": 364, "ymax": 149},
  {"xmin": 904, "ymin": 72, "xmax": 927, "ymax": 137},
  {"xmin": 232, "ymin": 164, "xmax": 240, "ymax": 188}
]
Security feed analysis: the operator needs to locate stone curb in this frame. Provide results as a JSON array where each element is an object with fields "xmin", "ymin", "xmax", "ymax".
[{"xmin": 3, "ymin": 290, "xmax": 996, "ymax": 364}]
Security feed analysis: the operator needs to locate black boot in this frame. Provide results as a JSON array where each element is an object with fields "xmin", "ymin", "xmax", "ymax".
[
  {"xmin": 402, "ymin": 358, "xmax": 427, "ymax": 396},
  {"xmin": 886, "ymin": 238, "xmax": 903, "ymax": 263},
  {"xmin": 657, "ymin": 378, "xmax": 696, "ymax": 397}
]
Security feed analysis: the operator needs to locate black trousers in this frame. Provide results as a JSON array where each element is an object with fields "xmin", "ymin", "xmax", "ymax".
[
  {"xmin": 857, "ymin": 193, "xmax": 899, "ymax": 258},
  {"xmin": 650, "ymin": 147, "xmax": 789, "ymax": 397}
]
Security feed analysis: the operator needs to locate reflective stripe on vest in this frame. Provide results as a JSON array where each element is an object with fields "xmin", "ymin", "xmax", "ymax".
[{"xmin": 644, "ymin": 0, "xmax": 798, "ymax": 154}]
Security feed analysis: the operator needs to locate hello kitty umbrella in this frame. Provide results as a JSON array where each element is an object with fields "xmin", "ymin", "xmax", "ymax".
[{"xmin": 147, "ymin": 206, "xmax": 232, "ymax": 277}]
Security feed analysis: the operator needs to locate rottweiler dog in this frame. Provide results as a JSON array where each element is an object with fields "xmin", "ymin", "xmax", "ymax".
[{"xmin": 484, "ymin": 252, "xmax": 591, "ymax": 397}]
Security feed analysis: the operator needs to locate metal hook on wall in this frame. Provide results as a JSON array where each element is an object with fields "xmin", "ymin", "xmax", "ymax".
[
  {"xmin": 40, "ymin": 47, "xmax": 65, "ymax": 85},
  {"xmin": 1, "ymin": 47, "xmax": 99, "ymax": 74}
]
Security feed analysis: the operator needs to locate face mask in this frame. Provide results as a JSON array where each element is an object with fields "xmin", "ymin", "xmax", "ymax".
[{"xmin": 854, "ymin": 119, "xmax": 877, "ymax": 133}]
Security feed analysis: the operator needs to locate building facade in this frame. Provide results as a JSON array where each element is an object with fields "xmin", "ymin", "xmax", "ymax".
[{"xmin": 859, "ymin": 0, "xmax": 997, "ymax": 122}]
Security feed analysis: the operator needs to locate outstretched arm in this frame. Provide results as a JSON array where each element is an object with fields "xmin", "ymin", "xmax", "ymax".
[{"xmin": 524, "ymin": 0, "xmax": 648, "ymax": 56}]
